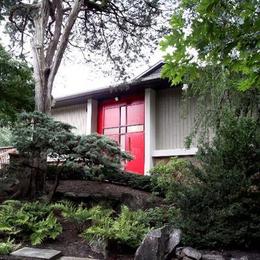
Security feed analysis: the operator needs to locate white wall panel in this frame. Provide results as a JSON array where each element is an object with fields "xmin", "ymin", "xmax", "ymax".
[
  {"xmin": 156, "ymin": 88, "xmax": 197, "ymax": 150},
  {"xmin": 52, "ymin": 103, "xmax": 88, "ymax": 135}
]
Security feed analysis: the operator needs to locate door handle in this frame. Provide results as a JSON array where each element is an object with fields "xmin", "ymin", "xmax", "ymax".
[{"xmin": 128, "ymin": 136, "xmax": 131, "ymax": 151}]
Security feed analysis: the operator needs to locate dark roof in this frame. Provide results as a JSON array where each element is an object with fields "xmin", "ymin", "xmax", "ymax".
[
  {"xmin": 134, "ymin": 61, "xmax": 163, "ymax": 81},
  {"xmin": 54, "ymin": 61, "xmax": 166, "ymax": 108}
]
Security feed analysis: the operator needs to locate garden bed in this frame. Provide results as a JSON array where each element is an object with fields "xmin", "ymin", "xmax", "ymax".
[{"xmin": 1, "ymin": 215, "xmax": 134, "ymax": 260}]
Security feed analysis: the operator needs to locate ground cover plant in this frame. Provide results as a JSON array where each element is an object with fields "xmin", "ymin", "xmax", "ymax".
[
  {"xmin": 0, "ymin": 200, "xmax": 62, "ymax": 246},
  {"xmin": 0, "ymin": 238, "xmax": 17, "ymax": 255},
  {"xmin": 52, "ymin": 201, "xmax": 151, "ymax": 249},
  {"xmin": 0, "ymin": 199, "xmax": 156, "ymax": 256}
]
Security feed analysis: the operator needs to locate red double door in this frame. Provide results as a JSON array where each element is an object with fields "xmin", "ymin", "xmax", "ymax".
[{"xmin": 98, "ymin": 96, "xmax": 145, "ymax": 174}]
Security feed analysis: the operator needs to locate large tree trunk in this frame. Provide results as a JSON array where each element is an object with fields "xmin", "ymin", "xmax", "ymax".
[
  {"xmin": 32, "ymin": 0, "xmax": 82, "ymax": 114},
  {"xmin": 29, "ymin": 0, "xmax": 83, "ymax": 198}
]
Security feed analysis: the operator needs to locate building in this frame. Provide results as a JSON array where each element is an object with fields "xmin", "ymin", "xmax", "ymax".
[{"xmin": 52, "ymin": 62, "xmax": 198, "ymax": 175}]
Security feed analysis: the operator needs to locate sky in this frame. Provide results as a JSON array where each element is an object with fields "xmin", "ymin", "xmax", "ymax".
[
  {"xmin": 0, "ymin": 29, "xmax": 162, "ymax": 99},
  {"xmin": 51, "ymin": 49, "xmax": 162, "ymax": 98},
  {"xmin": 0, "ymin": 0, "xmax": 176, "ymax": 100},
  {"xmin": 0, "ymin": 10, "xmax": 165, "ymax": 100}
]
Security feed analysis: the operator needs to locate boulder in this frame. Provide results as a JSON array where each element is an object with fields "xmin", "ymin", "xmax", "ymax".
[
  {"xmin": 202, "ymin": 254, "xmax": 225, "ymax": 260},
  {"xmin": 165, "ymin": 229, "xmax": 182, "ymax": 258},
  {"xmin": 230, "ymin": 257, "xmax": 248, "ymax": 260},
  {"xmin": 134, "ymin": 225, "xmax": 176, "ymax": 260},
  {"xmin": 182, "ymin": 247, "xmax": 202, "ymax": 260}
]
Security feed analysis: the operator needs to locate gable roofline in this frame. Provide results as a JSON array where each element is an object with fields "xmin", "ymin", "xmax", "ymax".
[
  {"xmin": 134, "ymin": 61, "xmax": 164, "ymax": 80},
  {"xmin": 53, "ymin": 61, "xmax": 167, "ymax": 108}
]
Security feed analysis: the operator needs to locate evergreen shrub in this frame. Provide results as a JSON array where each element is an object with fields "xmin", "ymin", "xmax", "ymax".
[
  {"xmin": 156, "ymin": 114, "xmax": 260, "ymax": 249},
  {"xmin": 47, "ymin": 165, "xmax": 153, "ymax": 192}
]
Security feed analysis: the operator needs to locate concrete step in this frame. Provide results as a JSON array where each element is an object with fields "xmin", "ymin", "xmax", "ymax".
[
  {"xmin": 58, "ymin": 257, "xmax": 100, "ymax": 260},
  {"xmin": 11, "ymin": 247, "xmax": 62, "ymax": 259}
]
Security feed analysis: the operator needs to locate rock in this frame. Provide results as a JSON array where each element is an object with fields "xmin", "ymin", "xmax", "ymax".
[
  {"xmin": 11, "ymin": 247, "xmax": 62, "ymax": 259},
  {"xmin": 202, "ymin": 254, "xmax": 225, "ymax": 260},
  {"xmin": 230, "ymin": 257, "xmax": 249, "ymax": 260},
  {"xmin": 175, "ymin": 247, "xmax": 183, "ymax": 259},
  {"xmin": 182, "ymin": 247, "xmax": 202, "ymax": 260},
  {"xmin": 183, "ymin": 257, "xmax": 194, "ymax": 260},
  {"xmin": 165, "ymin": 229, "xmax": 182, "ymax": 258},
  {"xmin": 134, "ymin": 226, "xmax": 173, "ymax": 260},
  {"xmin": 89, "ymin": 238, "xmax": 108, "ymax": 257},
  {"xmin": 59, "ymin": 257, "xmax": 98, "ymax": 260}
]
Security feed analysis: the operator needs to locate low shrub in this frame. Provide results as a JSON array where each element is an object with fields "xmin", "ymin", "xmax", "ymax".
[
  {"xmin": 53, "ymin": 201, "xmax": 151, "ymax": 249},
  {"xmin": 160, "ymin": 114, "xmax": 260, "ymax": 249},
  {"xmin": 0, "ymin": 238, "xmax": 16, "ymax": 255},
  {"xmin": 82, "ymin": 205, "xmax": 150, "ymax": 249},
  {"xmin": 145, "ymin": 206, "xmax": 179, "ymax": 228},
  {"xmin": 52, "ymin": 201, "xmax": 113, "ymax": 233},
  {"xmin": 150, "ymin": 157, "xmax": 193, "ymax": 200},
  {"xmin": 0, "ymin": 200, "xmax": 62, "ymax": 245},
  {"xmin": 47, "ymin": 165, "xmax": 153, "ymax": 192}
]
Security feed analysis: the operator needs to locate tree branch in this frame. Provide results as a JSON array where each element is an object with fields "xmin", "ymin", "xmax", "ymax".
[{"xmin": 47, "ymin": 0, "xmax": 83, "ymax": 95}]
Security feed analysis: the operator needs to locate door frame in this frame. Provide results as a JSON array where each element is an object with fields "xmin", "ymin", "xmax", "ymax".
[{"xmin": 97, "ymin": 94, "xmax": 145, "ymax": 174}]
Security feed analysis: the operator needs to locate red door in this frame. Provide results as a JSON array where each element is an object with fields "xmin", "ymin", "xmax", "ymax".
[{"xmin": 98, "ymin": 96, "xmax": 145, "ymax": 174}]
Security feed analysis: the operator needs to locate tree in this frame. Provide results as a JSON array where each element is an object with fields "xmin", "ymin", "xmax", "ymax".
[
  {"xmin": 161, "ymin": 0, "xmax": 259, "ymax": 91},
  {"xmin": 171, "ymin": 113, "xmax": 260, "ymax": 249},
  {"xmin": 160, "ymin": 0, "xmax": 259, "ymax": 141},
  {"xmin": 0, "ymin": 0, "xmax": 170, "ymax": 114},
  {"xmin": 11, "ymin": 112, "xmax": 131, "ymax": 199},
  {"xmin": 0, "ymin": 44, "xmax": 34, "ymax": 124}
]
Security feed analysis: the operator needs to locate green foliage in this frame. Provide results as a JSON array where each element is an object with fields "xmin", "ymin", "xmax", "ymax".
[
  {"xmin": 0, "ymin": 127, "xmax": 12, "ymax": 147},
  {"xmin": 30, "ymin": 213, "xmax": 62, "ymax": 245},
  {"xmin": 0, "ymin": 238, "xmax": 16, "ymax": 255},
  {"xmin": 168, "ymin": 114, "xmax": 260, "ymax": 249},
  {"xmin": 161, "ymin": 0, "xmax": 259, "ymax": 144},
  {"xmin": 12, "ymin": 111, "xmax": 131, "ymax": 179},
  {"xmin": 12, "ymin": 112, "xmax": 76, "ymax": 157},
  {"xmin": 150, "ymin": 157, "xmax": 193, "ymax": 201},
  {"xmin": 0, "ymin": 44, "xmax": 34, "ymax": 124},
  {"xmin": 47, "ymin": 165, "xmax": 153, "ymax": 192},
  {"xmin": 51, "ymin": 201, "xmax": 94, "ymax": 232},
  {"xmin": 0, "ymin": 200, "xmax": 62, "ymax": 245},
  {"xmin": 82, "ymin": 205, "xmax": 150, "ymax": 248},
  {"xmin": 145, "ymin": 206, "xmax": 179, "ymax": 229},
  {"xmin": 10, "ymin": 112, "xmax": 132, "ymax": 198},
  {"xmin": 161, "ymin": 0, "xmax": 260, "ymax": 91},
  {"xmin": 70, "ymin": 134, "xmax": 132, "ymax": 176}
]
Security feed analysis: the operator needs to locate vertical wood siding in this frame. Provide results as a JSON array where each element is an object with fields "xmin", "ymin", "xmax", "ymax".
[
  {"xmin": 156, "ymin": 88, "xmax": 197, "ymax": 149},
  {"xmin": 52, "ymin": 103, "xmax": 88, "ymax": 135}
]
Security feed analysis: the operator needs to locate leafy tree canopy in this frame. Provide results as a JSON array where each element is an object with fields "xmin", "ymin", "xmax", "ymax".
[
  {"xmin": 0, "ymin": 44, "xmax": 34, "ymax": 124},
  {"xmin": 0, "ymin": 0, "xmax": 172, "ymax": 113},
  {"xmin": 161, "ymin": 0, "xmax": 260, "ymax": 91}
]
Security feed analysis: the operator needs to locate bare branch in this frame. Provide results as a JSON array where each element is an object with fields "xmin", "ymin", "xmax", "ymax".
[{"xmin": 48, "ymin": 0, "xmax": 83, "ymax": 92}]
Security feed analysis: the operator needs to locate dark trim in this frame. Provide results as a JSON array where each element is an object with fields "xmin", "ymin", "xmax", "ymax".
[{"xmin": 53, "ymin": 78, "xmax": 171, "ymax": 108}]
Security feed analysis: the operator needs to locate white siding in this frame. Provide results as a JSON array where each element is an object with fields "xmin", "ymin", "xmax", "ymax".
[
  {"xmin": 52, "ymin": 103, "xmax": 88, "ymax": 135},
  {"xmin": 155, "ymin": 88, "xmax": 197, "ymax": 150}
]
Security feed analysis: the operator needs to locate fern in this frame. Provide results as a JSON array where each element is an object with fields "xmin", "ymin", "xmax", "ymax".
[
  {"xmin": 52, "ymin": 201, "xmax": 113, "ymax": 233},
  {"xmin": 30, "ymin": 213, "xmax": 62, "ymax": 245},
  {"xmin": 82, "ymin": 205, "xmax": 150, "ymax": 248},
  {"xmin": 0, "ymin": 200, "xmax": 61, "ymax": 245},
  {"xmin": 0, "ymin": 238, "xmax": 16, "ymax": 255}
]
